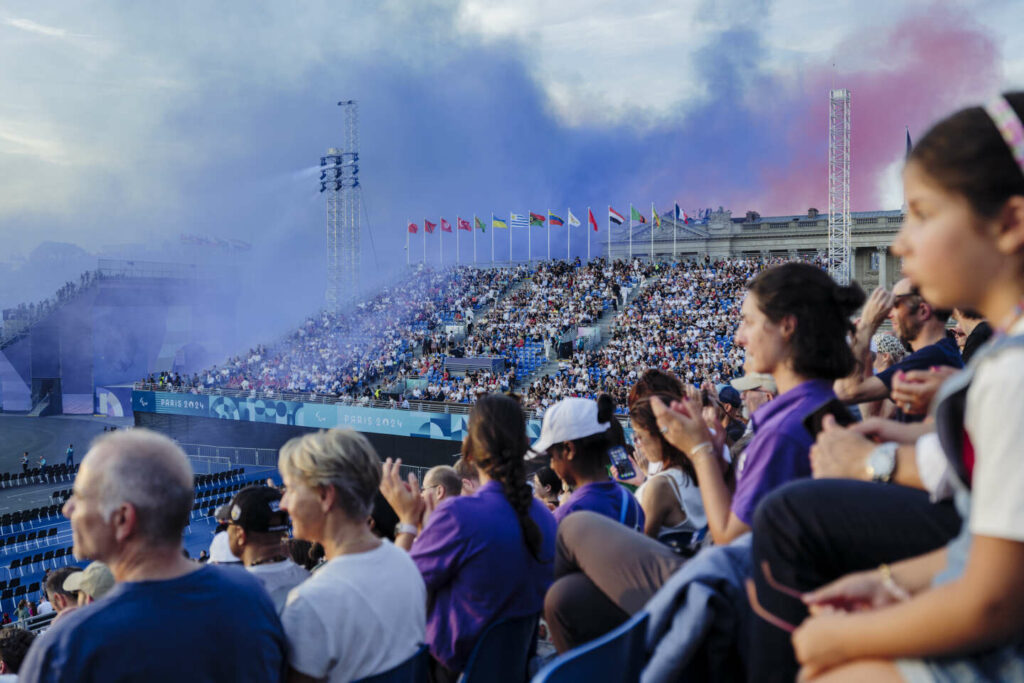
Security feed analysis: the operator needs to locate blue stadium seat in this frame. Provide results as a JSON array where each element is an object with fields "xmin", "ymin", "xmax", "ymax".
[
  {"xmin": 352, "ymin": 644, "xmax": 429, "ymax": 683},
  {"xmin": 461, "ymin": 613, "xmax": 538, "ymax": 683},
  {"xmin": 531, "ymin": 610, "xmax": 649, "ymax": 683}
]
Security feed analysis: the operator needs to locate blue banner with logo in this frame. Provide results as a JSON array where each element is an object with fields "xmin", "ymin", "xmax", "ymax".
[{"xmin": 132, "ymin": 390, "xmax": 542, "ymax": 443}]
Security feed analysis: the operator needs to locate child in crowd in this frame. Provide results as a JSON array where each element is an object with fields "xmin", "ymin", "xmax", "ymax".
[{"xmin": 793, "ymin": 92, "xmax": 1024, "ymax": 681}]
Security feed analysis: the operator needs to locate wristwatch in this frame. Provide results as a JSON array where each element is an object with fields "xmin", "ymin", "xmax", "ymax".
[
  {"xmin": 866, "ymin": 442, "xmax": 898, "ymax": 484},
  {"xmin": 395, "ymin": 523, "xmax": 418, "ymax": 538}
]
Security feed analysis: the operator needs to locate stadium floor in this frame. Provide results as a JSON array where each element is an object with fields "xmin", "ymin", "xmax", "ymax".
[{"xmin": 0, "ymin": 414, "xmax": 132, "ymax": 473}]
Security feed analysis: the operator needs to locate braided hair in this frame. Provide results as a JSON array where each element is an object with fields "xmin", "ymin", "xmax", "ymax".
[{"xmin": 461, "ymin": 394, "xmax": 543, "ymax": 560}]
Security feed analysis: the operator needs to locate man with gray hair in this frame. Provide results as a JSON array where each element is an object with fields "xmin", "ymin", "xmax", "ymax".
[{"xmin": 20, "ymin": 429, "xmax": 287, "ymax": 682}]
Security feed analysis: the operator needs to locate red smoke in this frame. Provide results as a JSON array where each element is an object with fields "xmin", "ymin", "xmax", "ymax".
[{"xmin": 733, "ymin": 5, "xmax": 1001, "ymax": 215}]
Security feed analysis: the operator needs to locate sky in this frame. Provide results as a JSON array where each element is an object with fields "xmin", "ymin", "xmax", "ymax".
[{"xmin": 0, "ymin": 0, "xmax": 1022, "ymax": 330}]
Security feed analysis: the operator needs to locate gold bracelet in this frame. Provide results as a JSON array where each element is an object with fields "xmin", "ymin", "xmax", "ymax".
[{"xmin": 879, "ymin": 563, "xmax": 911, "ymax": 601}]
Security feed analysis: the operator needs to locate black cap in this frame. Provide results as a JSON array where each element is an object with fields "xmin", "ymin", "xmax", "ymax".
[
  {"xmin": 718, "ymin": 386, "xmax": 742, "ymax": 408},
  {"xmin": 217, "ymin": 486, "xmax": 289, "ymax": 533}
]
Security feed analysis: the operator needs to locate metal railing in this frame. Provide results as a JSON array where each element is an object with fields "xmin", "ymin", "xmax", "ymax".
[
  {"xmin": 186, "ymin": 455, "xmax": 233, "ymax": 475},
  {"xmin": 179, "ymin": 444, "xmax": 278, "ymax": 468}
]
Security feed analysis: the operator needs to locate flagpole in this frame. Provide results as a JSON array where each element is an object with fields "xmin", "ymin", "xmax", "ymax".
[
  {"xmin": 629, "ymin": 203, "xmax": 633, "ymax": 261},
  {"xmin": 423, "ymin": 218, "xmax": 426, "ymax": 264},
  {"xmin": 528, "ymin": 216, "xmax": 532, "ymax": 264},
  {"xmin": 439, "ymin": 217, "xmax": 443, "ymax": 265},
  {"xmin": 491, "ymin": 213, "xmax": 495, "ymax": 264},
  {"xmin": 673, "ymin": 205, "xmax": 677, "ymax": 261},
  {"xmin": 587, "ymin": 207, "xmax": 592, "ymax": 262},
  {"xmin": 457, "ymin": 216, "xmax": 461, "ymax": 265},
  {"xmin": 566, "ymin": 208, "xmax": 570, "ymax": 261},
  {"xmin": 406, "ymin": 219, "xmax": 410, "ymax": 266},
  {"xmin": 473, "ymin": 217, "xmax": 477, "ymax": 264},
  {"xmin": 547, "ymin": 210, "xmax": 551, "ymax": 261},
  {"xmin": 607, "ymin": 207, "xmax": 611, "ymax": 262},
  {"xmin": 509, "ymin": 213, "xmax": 513, "ymax": 263},
  {"xmin": 650, "ymin": 202, "xmax": 655, "ymax": 261}
]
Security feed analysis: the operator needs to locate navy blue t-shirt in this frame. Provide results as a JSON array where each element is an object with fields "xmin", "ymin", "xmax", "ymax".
[
  {"xmin": 876, "ymin": 336, "xmax": 963, "ymax": 390},
  {"xmin": 20, "ymin": 565, "xmax": 287, "ymax": 683}
]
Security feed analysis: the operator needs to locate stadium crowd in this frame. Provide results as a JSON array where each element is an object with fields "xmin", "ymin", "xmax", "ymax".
[{"xmin": 21, "ymin": 94, "xmax": 1024, "ymax": 683}]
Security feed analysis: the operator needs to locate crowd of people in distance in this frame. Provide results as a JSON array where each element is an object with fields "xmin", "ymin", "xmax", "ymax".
[
  {"xmin": 28, "ymin": 93, "xmax": 1024, "ymax": 682},
  {"xmin": 1, "ymin": 271, "xmax": 102, "ymax": 343}
]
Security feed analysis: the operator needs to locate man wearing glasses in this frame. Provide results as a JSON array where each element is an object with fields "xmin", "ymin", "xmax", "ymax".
[{"xmin": 834, "ymin": 277, "xmax": 962, "ymax": 421}]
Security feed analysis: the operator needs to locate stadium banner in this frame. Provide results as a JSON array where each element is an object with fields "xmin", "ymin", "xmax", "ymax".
[{"xmin": 132, "ymin": 390, "xmax": 542, "ymax": 443}]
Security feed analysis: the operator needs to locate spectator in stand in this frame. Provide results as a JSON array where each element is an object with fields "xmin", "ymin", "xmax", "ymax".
[
  {"xmin": 452, "ymin": 456, "xmax": 480, "ymax": 496},
  {"xmin": 421, "ymin": 466, "xmax": 462, "ymax": 506},
  {"xmin": 543, "ymin": 262, "xmax": 865, "ymax": 654},
  {"xmin": 63, "ymin": 562, "xmax": 114, "ymax": 606},
  {"xmin": 380, "ymin": 393, "xmax": 557, "ymax": 682},
  {"xmin": 717, "ymin": 386, "xmax": 746, "ymax": 445},
  {"xmin": 15, "ymin": 601, "xmax": 29, "ymax": 623},
  {"xmin": 20, "ymin": 429, "xmax": 286, "ymax": 682},
  {"xmin": 42, "ymin": 568, "xmax": 81, "ymax": 621},
  {"xmin": 532, "ymin": 466, "xmax": 562, "ymax": 511},
  {"xmin": 788, "ymin": 91, "xmax": 1024, "ymax": 682},
  {"xmin": 277, "ymin": 429, "xmax": 425, "ymax": 683},
  {"xmin": 628, "ymin": 394, "xmax": 707, "ymax": 548},
  {"xmin": 952, "ymin": 307, "xmax": 993, "ymax": 363},
  {"xmin": 221, "ymin": 486, "xmax": 309, "ymax": 615},
  {"xmin": 834, "ymin": 278, "xmax": 963, "ymax": 420},
  {"xmin": 529, "ymin": 395, "xmax": 644, "ymax": 532},
  {"xmin": 65, "ymin": 444, "xmax": 74, "ymax": 469},
  {"xmin": 20, "ymin": 452, "xmax": 28, "ymax": 475},
  {"xmin": 0, "ymin": 628, "xmax": 34, "ymax": 678},
  {"xmin": 36, "ymin": 595, "xmax": 54, "ymax": 616}
]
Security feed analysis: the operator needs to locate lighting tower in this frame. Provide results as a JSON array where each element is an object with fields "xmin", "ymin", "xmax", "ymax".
[
  {"xmin": 319, "ymin": 100, "xmax": 361, "ymax": 308},
  {"xmin": 828, "ymin": 88, "xmax": 851, "ymax": 285}
]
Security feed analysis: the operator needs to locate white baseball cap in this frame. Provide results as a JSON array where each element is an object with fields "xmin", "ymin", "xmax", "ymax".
[
  {"xmin": 528, "ymin": 397, "xmax": 610, "ymax": 458},
  {"xmin": 730, "ymin": 373, "xmax": 777, "ymax": 394}
]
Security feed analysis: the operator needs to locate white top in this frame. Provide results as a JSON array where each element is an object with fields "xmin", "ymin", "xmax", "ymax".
[
  {"xmin": 636, "ymin": 468, "xmax": 707, "ymax": 536},
  {"xmin": 281, "ymin": 540, "xmax": 426, "ymax": 682},
  {"xmin": 968, "ymin": 318, "xmax": 1024, "ymax": 540},
  {"xmin": 247, "ymin": 559, "xmax": 310, "ymax": 615},
  {"xmin": 915, "ymin": 432, "xmax": 955, "ymax": 502}
]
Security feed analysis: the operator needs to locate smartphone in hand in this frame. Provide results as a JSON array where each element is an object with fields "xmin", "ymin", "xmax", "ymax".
[
  {"xmin": 802, "ymin": 397, "xmax": 856, "ymax": 438},
  {"xmin": 608, "ymin": 445, "xmax": 636, "ymax": 480}
]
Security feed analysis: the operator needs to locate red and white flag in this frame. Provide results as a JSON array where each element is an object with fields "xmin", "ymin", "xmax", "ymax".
[
  {"xmin": 608, "ymin": 206, "xmax": 625, "ymax": 225},
  {"xmin": 441, "ymin": 218, "xmax": 452, "ymax": 233},
  {"xmin": 457, "ymin": 217, "xmax": 472, "ymax": 231},
  {"xmin": 424, "ymin": 220, "xmax": 436, "ymax": 234}
]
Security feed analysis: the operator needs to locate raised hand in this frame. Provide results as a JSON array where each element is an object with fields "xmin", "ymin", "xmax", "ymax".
[{"xmin": 379, "ymin": 457, "xmax": 425, "ymax": 527}]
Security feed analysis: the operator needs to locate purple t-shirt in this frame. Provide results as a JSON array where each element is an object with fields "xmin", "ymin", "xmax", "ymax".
[
  {"xmin": 553, "ymin": 480, "xmax": 645, "ymax": 532},
  {"xmin": 731, "ymin": 379, "xmax": 835, "ymax": 525},
  {"xmin": 410, "ymin": 480, "xmax": 556, "ymax": 672}
]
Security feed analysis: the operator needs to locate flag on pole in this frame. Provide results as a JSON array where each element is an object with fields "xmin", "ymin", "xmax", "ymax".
[
  {"xmin": 630, "ymin": 207, "xmax": 647, "ymax": 224},
  {"xmin": 588, "ymin": 209, "xmax": 599, "ymax": 231},
  {"xmin": 674, "ymin": 204, "xmax": 689, "ymax": 224},
  {"xmin": 510, "ymin": 213, "xmax": 529, "ymax": 228},
  {"xmin": 493, "ymin": 216, "xmax": 508, "ymax": 229},
  {"xmin": 408, "ymin": 222, "xmax": 418, "ymax": 234},
  {"xmin": 424, "ymin": 220, "xmax": 436, "ymax": 234},
  {"xmin": 568, "ymin": 210, "xmax": 581, "ymax": 227},
  {"xmin": 652, "ymin": 209, "xmax": 661, "ymax": 228},
  {"xmin": 609, "ymin": 206, "xmax": 625, "ymax": 225},
  {"xmin": 458, "ymin": 217, "xmax": 472, "ymax": 231},
  {"xmin": 548, "ymin": 213, "xmax": 565, "ymax": 226},
  {"xmin": 441, "ymin": 218, "xmax": 452, "ymax": 233},
  {"xmin": 529, "ymin": 212, "xmax": 546, "ymax": 226},
  {"xmin": 475, "ymin": 216, "xmax": 486, "ymax": 232}
]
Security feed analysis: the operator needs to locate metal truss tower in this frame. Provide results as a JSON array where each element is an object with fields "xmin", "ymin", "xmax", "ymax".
[
  {"xmin": 319, "ymin": 100, "xmax": 361, "ymax": 308},
  {"xmin": 828, "ymin": 88, "xmax": 851, "ymax": 285}
]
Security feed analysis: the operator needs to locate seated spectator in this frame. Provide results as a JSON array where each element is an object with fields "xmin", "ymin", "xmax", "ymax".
[
  {"xmin": 63, "ymin": 562, "xmax": 114, "ymax": 606},
  {"xmin": 453, "ymin": 455, "xmax": 480, "ymax": 495},
  {"xmin": 380, "ymin": 393, "xmax": 557, "ymax": 681},
  {"xmin": 530, "ymin": 395, "xmax": 644, "ymax": 531},
  {"xmin": 629, "ymin": 394, "xmax": 707, "ymax": 548},
  {"xmin": 36, "ymin": 595, "xmax": 54, "ymax": 616},
  {"xmin": 278, "ymin": 429, "xmax": 425, "ymax": 683},
  {"xmin": 20, "ymin": 429, "xmax": 287, "ymax": 682},
  {"xmin": 422, "ymin": 466, "xmax": 462, "ymax": 506},
  {"xmin": 544, "ymin": 262, "xmax": 864, "ymax": 654},
  {"xmin": 717, "ymin": 386, "xmax": 746, "ymax": 445},
  {"xmin": 834, "ymin": 278, "xmax": 962, "ymax": 420},
  {"xmin": 221, "ymin": 486, "xmax": 309, "ymax": 615},
  {"xmin": 42, "ymin": 568, "xmax": 81, "ymax": 622},
  {"xmin": 0, "ymin": 628, "xmax": 34, "ymax": 678},
  {"xmin": 789, "ymin": 92, "xmax": 1024, "ymax": 682},
  {"xmin": 952, "ymin": 307, "xmax": 993, "ymax": 363},
  {"xmin": 532, "ymin": 466, "xmax": 562, "ymax": 511}
]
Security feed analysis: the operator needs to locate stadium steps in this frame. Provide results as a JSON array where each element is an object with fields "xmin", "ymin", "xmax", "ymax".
[{"xmin": 26, "ymin": 395, "xmax": 51, "ymax": 418}]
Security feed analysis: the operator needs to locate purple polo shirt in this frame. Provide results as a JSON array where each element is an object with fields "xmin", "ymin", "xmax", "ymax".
[
  {"xmin": 410, "ymin": 480, "xmax": 557, "ymax": 672},
  {"xmin": 731, "ymin": 379, "xmax": 834, "ymax": 525},
  {"xmin": 553, "ymin": 480, "xmax": 645, "ymax": 532}
]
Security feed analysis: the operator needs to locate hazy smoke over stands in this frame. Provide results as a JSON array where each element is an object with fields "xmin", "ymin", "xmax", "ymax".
[{"xmin": 0, "ymin": 0, "xmax": 1011, "ymax": 351}]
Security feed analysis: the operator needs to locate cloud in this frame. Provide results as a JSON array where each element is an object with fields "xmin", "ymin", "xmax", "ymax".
[{"xmin": 3, "ymin": 17, "xmax": 69, "ymax": 38}]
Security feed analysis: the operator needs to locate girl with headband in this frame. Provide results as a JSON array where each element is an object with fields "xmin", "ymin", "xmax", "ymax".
[{"xmin": 793, "ymin": 93, "xmax": 1024, "ymax": 681}]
